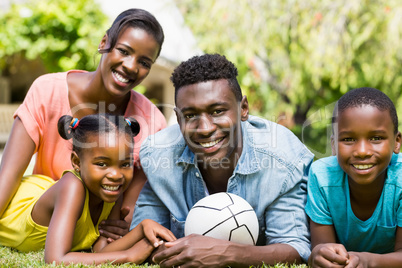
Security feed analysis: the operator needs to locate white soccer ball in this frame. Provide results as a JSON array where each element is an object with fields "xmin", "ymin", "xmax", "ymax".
[{"xmin": 184, "ymin": 192, "xmax": 259, "ymax": 245}]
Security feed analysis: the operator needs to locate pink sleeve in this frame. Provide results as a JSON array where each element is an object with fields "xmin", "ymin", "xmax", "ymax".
[
  {"xmin": 14, "ymin": 77, "xmax": 47, "ymax": 152},
  {"xmin": 127, "ymin": 91, "xmax": 167, "ymax": 166}
]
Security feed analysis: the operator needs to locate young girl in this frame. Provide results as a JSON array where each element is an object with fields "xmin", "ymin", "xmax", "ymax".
[
  {"xmin": 0, "ymin": 114, "xmax": 175, "ymax": 265},
  {"xmin": 0, "ymin": 8, "xmax": 167, "ymax": 240}
]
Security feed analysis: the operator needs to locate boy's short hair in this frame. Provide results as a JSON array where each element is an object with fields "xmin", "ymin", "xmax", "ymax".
[
  {"xmin": 170, "ymin": 53, "xmax": 242, "ymax": 102},
  {"xmin": 332, "ymin": 87, "xmax": 398, "ymax": 134}
]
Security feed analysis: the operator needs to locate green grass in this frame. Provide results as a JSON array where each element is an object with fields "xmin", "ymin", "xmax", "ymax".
[{"xmin": 0, "ymin": 246, "xmax": 308, "ymax": 268}]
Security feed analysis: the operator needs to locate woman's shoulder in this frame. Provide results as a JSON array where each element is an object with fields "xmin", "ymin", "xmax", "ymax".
[
  {"xmin": 31, "ymin": 70, "xmax": 85, "ymax": 88},
  {"xmin": 126, "ymin": 90, "xmax": 167, "ymax": 128},
  {"xmin": 129, "ymin": 90, "xmax": 161, "ymax": 111},
  {"xmin": 27, "ymin": 71, "xmax": 73, "ymax": 99}
]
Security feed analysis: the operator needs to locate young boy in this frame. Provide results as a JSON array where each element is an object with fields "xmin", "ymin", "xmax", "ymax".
[{"xmin": 306, "ymin": 87, "xmax": 402, "ymax": 267}]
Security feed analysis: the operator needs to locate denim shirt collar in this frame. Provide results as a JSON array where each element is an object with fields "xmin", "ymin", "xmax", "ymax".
[{"xmin": 175, "ymin": 120, "xmax": 261, "ymax": 175}]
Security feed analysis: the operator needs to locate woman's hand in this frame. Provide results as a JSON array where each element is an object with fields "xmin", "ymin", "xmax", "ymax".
[{"xmin": 98, "ymin": 206, "xmax": 130, "ymax": 243}]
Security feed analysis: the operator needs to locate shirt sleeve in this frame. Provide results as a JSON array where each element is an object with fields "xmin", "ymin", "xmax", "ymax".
[
  {"xmin": 130, "ymin": 180, "xmax": 172, "ymax": 230},
  {"xmin": 14, "ymin": 77, "xmax": 46, "ymax": 151},
  {"xmin": 130, "ymin": 137, "xmax": 171, "ymax": 230},
  {"xmin": 305, "ymin": 162, "xmax": 334, "ymax": 225},
  {"xmin": 264, "ymin": 152, "xmax": 312, "ymax": 263}
]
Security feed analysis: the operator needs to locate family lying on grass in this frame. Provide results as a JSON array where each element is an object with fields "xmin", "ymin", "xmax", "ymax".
[{"xmin": 0, "ymin": 8, "xmax": 401, "ymax": 268}]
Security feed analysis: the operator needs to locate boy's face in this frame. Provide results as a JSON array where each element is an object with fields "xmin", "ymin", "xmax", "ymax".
[
  {"xmin": 331, "ymin": 105, "xmax": 401, "ymax": 186},
  {"xmin": 175, "ymin": 79, "xmax": 249, "ymax": 168}
]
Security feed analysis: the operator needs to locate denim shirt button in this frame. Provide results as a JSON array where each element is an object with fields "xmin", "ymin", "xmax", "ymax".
[{"xmin": 195, "ymin": 172, "xmax": 200, "ymax": 177}]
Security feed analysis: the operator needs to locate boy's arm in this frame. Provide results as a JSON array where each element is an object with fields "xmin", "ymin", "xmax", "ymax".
[
  {"xmin": 309, "ymin": 221, "xmax": 349, "ymax": 267},
  {"xmin": 346, "ymin": 226, "xmax": 402, "ymax": 268}
]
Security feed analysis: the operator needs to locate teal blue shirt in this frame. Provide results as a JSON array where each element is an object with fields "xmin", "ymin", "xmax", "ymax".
[{"xmin": 305, "ymin": 154, "xmax": 402, "ymax": 253}]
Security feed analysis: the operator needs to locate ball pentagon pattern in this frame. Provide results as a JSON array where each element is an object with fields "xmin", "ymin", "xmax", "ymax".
[{"xmin": 184, "ymin": 192, "xmax": 259, "ymax": 245}]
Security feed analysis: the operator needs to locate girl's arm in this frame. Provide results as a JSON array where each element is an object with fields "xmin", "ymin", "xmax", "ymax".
[
  {"xmin": 99, "ymin": 219, "xmax": 176, "ymax": 253},
  {"xmin": 0, "ymin": 118, "xmax": 35, "ymax": 217},
  {"xmin": 43, "ymin": 174, "xmax": 166, "ymax": 265},
  {"xmin": 309, "ymin": 220, "xmax": 349, "ymax": 267},
  {"xmin": 346, "ymin": 227, "xmax": 402, "ymax": 268}
]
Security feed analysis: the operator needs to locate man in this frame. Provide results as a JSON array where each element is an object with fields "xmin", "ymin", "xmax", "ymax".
[{"xmin": 131, "ymin": 54, "xmax": 314, "ymax": 267}]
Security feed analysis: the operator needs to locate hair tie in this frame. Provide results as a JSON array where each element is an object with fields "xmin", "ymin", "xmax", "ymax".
[
  {"xmin": 125, "ymin": 118, "xmax": 131, "ymax": 126},
  {"xmin": 70, "ymin": 118, "xmax": 80, "ymax": 129}
]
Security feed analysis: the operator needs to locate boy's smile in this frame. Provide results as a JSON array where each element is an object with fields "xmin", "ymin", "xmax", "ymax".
[{"xmin": 332, "ymin": 105, "xmax": 401, "ymax": 187}]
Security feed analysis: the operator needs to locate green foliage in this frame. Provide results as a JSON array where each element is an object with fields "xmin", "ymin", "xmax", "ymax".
[
  {"xmin": 175, "ymin": 0, "xmax": 402, "ymax": 157},
  {"xmin": 0, "ymin": 0, "xmax": 108, "ymax": 73}
]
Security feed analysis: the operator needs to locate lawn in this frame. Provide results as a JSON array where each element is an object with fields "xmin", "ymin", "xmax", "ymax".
[{"xmin": 0, "ymin": 246, "xmax": 308, "ymax": 268}]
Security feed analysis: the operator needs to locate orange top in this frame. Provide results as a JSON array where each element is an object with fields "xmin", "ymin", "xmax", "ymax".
[{"xmin": 15, "ymin": 70, "xmax": 166, "ymax": 180}]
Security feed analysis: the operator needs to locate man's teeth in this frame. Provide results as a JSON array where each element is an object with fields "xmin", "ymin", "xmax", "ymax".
[
  {"xmin": 353, "ymin": 164, "xmax": 373, "ymax": 170},
  {"xmin": 199, "ymin": 138, "xmax": 223, "ymax": 148},
  {"xmin": 102, "ymin": 185, "xmax": 119, "ymax": 191},
  {"xmin": 113, "ymin": 71, "xmax": 129, "ymax": 83}
]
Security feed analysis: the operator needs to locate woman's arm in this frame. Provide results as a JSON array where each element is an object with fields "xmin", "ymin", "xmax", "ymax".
[
  {"xmin": 92, "ymin": 196, "xmax": 124, "ymax": 251},
  {"xmin": 98, "ymin": 166, "xmax": 147, "ymax": 241},
  {"xmin": 0, "ymin": 117, "xmax": 35, "ymax": 217},
  {"xmin": 123, "ymin": 166, "xmax": 147, "ymax": 222}
]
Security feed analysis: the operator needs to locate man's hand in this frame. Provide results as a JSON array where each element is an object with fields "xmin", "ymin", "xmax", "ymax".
[
  {"xmin": 153, "ymin": 234, "xmax": 232, "ymax": 268},
  {"xmin": 99, "ymin": 206, "xmax": 130, "ymax": 243}
]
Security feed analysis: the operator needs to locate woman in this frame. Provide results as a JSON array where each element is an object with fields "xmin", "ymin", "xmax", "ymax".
[{"xmin": 0, "ymin": 8, "xmax": 166, "ymax": 241}]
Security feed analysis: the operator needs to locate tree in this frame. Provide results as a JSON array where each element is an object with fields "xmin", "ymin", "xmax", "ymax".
[
  {"xmin": 0, "ymin": 0, "xmax": 108, "ymax": 100},
  {"xmin": 174, "ymin": 0, "xmax": 402, "ymax": 157}
]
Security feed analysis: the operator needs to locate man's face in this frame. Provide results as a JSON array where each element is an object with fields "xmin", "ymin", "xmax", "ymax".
[{"xmin": 175, "ymin": 79, "xmax": 248, "ymax": 168}]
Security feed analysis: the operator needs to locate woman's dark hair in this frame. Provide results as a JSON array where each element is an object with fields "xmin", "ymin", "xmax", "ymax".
[
  {"xmin": 58, "ymin": 113, "xmax": 140, "ymax": 156},
  {"xmin": 100, "ymin": 8, "xmax": 164, "ymax": 58}
]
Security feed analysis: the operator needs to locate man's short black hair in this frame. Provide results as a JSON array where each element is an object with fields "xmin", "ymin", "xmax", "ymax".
[
  {"xmin": 170, "ymin": 53, "xmax": 242, "ymax": 102},
  {"xmin": 332, "ymin": 87, "xmax": 398, "ymax": 134}
]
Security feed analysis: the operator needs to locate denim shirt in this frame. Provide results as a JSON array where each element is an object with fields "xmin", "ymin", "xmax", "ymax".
[{"xmin": 131, "ymin": 115, "xmax": 314, "ymax": 262}]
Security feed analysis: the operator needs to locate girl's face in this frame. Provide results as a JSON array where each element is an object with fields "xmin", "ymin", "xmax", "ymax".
[
  {"xmin": 72, "ymin": 132, "xmax": 134, "ymax": 203},
  {"xmin": 99, "ymin": 26, "xmax": 160, "ymax": 97}
]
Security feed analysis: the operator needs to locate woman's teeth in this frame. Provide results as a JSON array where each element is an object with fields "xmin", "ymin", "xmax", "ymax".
[{"xmin": 113, "ymin": 71, "xmax": 129, "ymax": 83}]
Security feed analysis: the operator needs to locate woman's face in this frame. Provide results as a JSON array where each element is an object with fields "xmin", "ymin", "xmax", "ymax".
[{"xmin": 99, "ymin": 27, "xmax": 160, "ymax": 97}]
